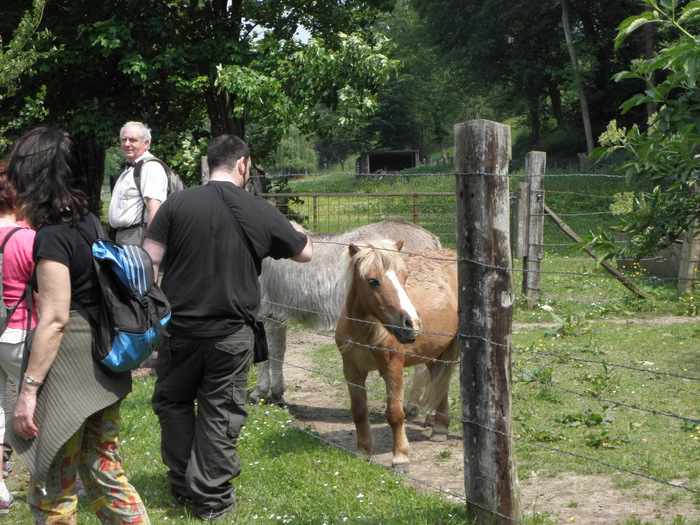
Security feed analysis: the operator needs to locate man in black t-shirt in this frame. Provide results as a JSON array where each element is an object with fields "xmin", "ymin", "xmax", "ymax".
[{"xmin": 143, "ymin": 135, "xmax": 312, "ymax": 522}]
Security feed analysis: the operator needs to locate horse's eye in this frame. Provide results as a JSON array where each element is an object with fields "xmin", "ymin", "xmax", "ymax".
[{"xmin": 367, "ymin": 278, "xmax": 380, "ymax": 288}]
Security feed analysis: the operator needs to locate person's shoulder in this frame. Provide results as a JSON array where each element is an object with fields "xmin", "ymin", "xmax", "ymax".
[
  {"xmin": 13, "ymin": 226, "xmax": 36, "ymax": 243},
  {"xmin": 140, "ymin": 154, "xmax": 168, "ymax": 173}
]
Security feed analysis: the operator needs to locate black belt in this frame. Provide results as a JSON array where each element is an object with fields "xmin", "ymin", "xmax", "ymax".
[{"xmin": 115, "ymin": 223, "xmax": 144, "ymax": 232}]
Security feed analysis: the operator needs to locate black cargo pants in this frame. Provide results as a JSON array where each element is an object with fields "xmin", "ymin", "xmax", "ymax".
[{"xmin": 152, "ymin": 325, "xmax": 254, "ymax": 520}]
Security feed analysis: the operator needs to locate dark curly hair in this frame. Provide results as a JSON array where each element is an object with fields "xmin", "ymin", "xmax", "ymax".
[
  {"xmin": 0, "ymin": 161, "xmax": 18, "ymax": 215},
  {"xmin": 6, "ymin": 127, "xmax": 88, "ymax": 228}
]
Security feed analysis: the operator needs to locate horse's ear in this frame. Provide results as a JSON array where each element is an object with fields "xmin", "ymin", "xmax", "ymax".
[
  {"xmin": 349, "ymin": 244, "xmax": 360, "ymax": 257},
  {"xmin": 395, "ymin": 240, "xmax": 404, "ymax": 252}
]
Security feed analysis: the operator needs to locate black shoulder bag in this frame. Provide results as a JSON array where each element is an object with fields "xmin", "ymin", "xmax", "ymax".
[{"xmin": 207, "ymin": 183, "xmax": 268, "ymax": 363}]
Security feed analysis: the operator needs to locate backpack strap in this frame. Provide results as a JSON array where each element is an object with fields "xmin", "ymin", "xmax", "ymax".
[
  {"xmin": 133, "ymin": 158, "xmax": 171, "ymax": 200},
  {"xmin": 1, "ymin": 227, "xmax": 28, "ymax": 320},
  {"xmin": 0, "ymin": 227, "xmax": 23, "ymax": 252},
  {"xmin": 206, "ymin": 183, "xmax": 266, "ymax": 342},
  {"xmin": 206, "ymin": 183, "xmax": 257, "ymax": 263}
]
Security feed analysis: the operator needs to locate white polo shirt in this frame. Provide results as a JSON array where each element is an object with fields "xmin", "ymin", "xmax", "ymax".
[{"xmin": 108, "ymin": 153, "xmax": 168, "ymax": 229}]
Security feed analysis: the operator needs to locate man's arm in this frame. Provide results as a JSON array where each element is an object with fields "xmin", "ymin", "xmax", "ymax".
[
  {"xmin": 142, "ymin": 237, "xmax": 167, "ymax": 276},
  {"xmin": 144, "ymin": 197, "xmax": 163, "ymax": 227},
  {"xmin": 289, "ymin": 221, "xmax": 313, "ymax": 263},
  {"xmin": 140, "ymin": 159, "xmax": 168, "ymax": 226}
]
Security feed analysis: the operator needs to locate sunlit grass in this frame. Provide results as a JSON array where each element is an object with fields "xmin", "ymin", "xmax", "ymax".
[{"xmin": 5, "ymin": 375, "xmax": 471, "ymax": 524}]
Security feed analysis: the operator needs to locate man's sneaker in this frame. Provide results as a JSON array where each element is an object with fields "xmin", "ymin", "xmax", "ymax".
[
  {"xmin": 2, "ymin": 461, "xmax": 12, "ymax": 479},
  {"xmin": 0, "ymin": 492, "xmax": 16, "ymax": 515}
]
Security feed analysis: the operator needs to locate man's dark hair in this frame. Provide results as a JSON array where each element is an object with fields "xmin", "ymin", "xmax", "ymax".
[{"xmin": 207, "ymin": 135, "xmax": 250, "ymax": 173}]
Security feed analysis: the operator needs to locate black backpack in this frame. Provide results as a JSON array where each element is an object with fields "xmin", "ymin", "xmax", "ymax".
[
  {"xmin": 73, "ymin": 216, "xmax": 171, "ymax": 373},
  {"xmin": 133, "ymin": 157, "xmax": 185, "ymax": 197}
]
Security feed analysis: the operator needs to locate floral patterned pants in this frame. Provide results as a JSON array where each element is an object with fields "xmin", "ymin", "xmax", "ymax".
[{"xmin": 27, "ymin": 401, "xmax": 150, "ymax": 524}]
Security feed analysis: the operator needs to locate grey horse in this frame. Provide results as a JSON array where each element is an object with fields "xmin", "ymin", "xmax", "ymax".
[{"xmin": 249, "ymin": 219, "xmax": 442, "ymax": 405}]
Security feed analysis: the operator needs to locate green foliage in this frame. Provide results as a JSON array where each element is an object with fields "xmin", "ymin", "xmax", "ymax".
[
  {"xmin": 216, "ymin": 31, "xmax": 399, "ymax": 164},
  {"xmin": 0, "ymin": 0, "xmax": 398, "ymax": 206},
  {"xmin": 592, "ymin": 0, "xmax": 700, "ymax": 261},
  {"xmin": 269, "ymin": 126, "xmax": 319, "ymax": 174},
  {"xmin": 412, "ymin": 0, "xmax": 645, "ymax": 153},
  {"xmin": 0, "ymin": 0, "xmax": 53, "ymax": 152},
  {"xmin": 168, "ymin": 132, "xmax": 211, "ymax": 188}
]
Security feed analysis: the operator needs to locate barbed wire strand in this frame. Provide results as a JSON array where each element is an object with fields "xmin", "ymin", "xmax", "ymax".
[
  {"xmin": 310, "ymin": 239, "xmax": 700, "ymax": 284},
  {"xmin": 248, "ymin": 404, "xmax": 527, "ymax": 524},
  {"xmin": 263, "ymin": 346, "xmax": 700, "ymax": 497},
  {"xmin": 510, "ymin": 363, "xmax": 697, "ymax": 424},
  {"xmin": 260, "ymin": 304, "xmax": 700, "ymax": 383}
]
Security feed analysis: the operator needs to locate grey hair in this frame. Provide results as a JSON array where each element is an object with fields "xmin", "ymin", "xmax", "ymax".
[{"xmin": 120, "ymin": 121, "xmax": 151, "ymax": 145}]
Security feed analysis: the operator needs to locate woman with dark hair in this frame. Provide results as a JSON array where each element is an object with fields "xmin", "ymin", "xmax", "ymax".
[
  {"xmin": 0, "ymin": 161, "xmax": 37, "ymax": 515},
  {"xmin": 6, "ymin": 127, "xmax": 150, "ymax": 524}
]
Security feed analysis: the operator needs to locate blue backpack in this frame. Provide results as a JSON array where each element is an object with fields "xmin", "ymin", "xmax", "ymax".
[{"xmin": 74, "ymin": 216, "xmax": 171, "ymax": 373}]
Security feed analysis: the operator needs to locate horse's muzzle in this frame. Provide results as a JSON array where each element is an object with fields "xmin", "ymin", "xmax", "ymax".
[{"xmin": 391, "ymin": 314, "xmax": 422, "ymax": 344}]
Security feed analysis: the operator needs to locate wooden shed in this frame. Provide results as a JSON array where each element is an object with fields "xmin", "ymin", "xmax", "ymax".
[{"xmin": 355, "ymin": 150, "xmax": 420, "ymax": 174}]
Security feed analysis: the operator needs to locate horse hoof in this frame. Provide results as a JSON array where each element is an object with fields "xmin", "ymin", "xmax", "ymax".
[
  {"xmin": 247, "ymin": 391, "xmax": 264, "ymax": 405},
  {"xmin": 430, "ymin": 431, "xmax": 448, "ymax": 442},
  {"xmin": 392, "ymin": 462, "xmax": 409, "ymax": 474},
  {"xmin": 267, "ymin": 396, "xmax": 286, "ymax": 407}
]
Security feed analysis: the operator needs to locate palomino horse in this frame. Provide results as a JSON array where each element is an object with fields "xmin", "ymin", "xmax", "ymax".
[
  {"xmin": 249, "ymin": 220, "xmax": 441, "ymax": 405},
  {"xmin": 335, "ymin": 239, "xmax": 458, "ymax": 473}
]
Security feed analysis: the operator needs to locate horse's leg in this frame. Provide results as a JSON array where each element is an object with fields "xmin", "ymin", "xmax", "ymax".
[
  {"xmin": 429, "ymin": 391, "xmax": 449, "ymax": 442},
  {"xmin": 248, "ymin": 319, "xmax": 286, "ymax": 405},
  {"xmin": 381, "ymin": 359, "xmax": 410, "ymax": 474},
  {"xmin": 248, "ymin": 358, "xmax": 269, "ymax": 405},
  {"xmin": 267, "ymin": 323, "xmax": 287, "ymax": 405},
  {"xmin": 404, "ymin": 364, "xmax": 429, "ymax": 419},
  {"xmin": 427, "ymin": 342, "xmax": 459, "ymax": 442},
  {"xmin": 343, "ymin": 361, "xmax": 373, "ymax": 460}
]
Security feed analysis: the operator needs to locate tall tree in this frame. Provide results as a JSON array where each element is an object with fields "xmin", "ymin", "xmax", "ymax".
[
  {"xmin": 411, "ymin": 0, "xmax": 646, "ymax": 154},
  {"xmin": 562, "ymin": 0, "xmax": 594, "ymax": 155},
  {"xmin": 0, "ymin": 0, "xmax": 397, "ymax": 209}
]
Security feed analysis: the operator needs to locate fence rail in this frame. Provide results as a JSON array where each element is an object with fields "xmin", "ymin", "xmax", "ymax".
[{"xmin": 260, "ymin": 191, "xmax": 456, "ymax": 246}]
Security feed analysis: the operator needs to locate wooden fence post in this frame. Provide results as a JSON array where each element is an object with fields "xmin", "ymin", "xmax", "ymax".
[
  {"xmin": 201, "ymin": 156, "xmax": 209, "ymax": 183},
  {"xmin": 522, "ymin": 152, "xmax": 546, "ymax": 308},
  {"xmin": 677, "ymin": 199, "xmax": 699, "ymax": 297},
  {"xmin": 514, "ymin": 183, "xmax": 529, "ymax": 260},
  {"xmin": 454, "ymin": 119, "xmax": 521, "ymax": 524}
]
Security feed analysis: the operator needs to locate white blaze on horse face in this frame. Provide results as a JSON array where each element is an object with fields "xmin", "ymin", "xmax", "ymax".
[{"xmin": 386, "ymin": 270, "xmax": 419, "ymax": 322}]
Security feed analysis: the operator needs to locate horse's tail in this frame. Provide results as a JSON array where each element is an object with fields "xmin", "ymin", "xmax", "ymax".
[{"xmin": 405, "ymin": 337, "xmax": 459, "ymax": 415}]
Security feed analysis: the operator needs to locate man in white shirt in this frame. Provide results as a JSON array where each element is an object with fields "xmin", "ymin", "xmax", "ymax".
[{"xmin": 109, "ymin": 121, "xmax": 168, "ymax": 244}]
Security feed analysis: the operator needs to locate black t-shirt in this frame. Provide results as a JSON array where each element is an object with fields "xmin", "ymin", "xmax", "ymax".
[
  {"xmin": 32, "ymin": 213, "xmax": 102, "ymax": 310},
  {"xmin": 145, "ymin": 181, "xmax": 308, "ymax": 337}
]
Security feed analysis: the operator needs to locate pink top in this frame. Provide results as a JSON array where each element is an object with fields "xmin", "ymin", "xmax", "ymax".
[{"xmin": 0, "ymin": 224, "xmax": 38, "ymax": 330}]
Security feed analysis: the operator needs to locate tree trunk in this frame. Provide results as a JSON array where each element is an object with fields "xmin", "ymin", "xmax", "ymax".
[
  {"xmin": 561, "ymin": 0, "xmax": 595, "ymax": 155},
  {"xmin": 529, "ymin": 101, "xmax": 541, "ymax": 145},
  {"xmin": 438, "ymin": 137, "xmax": 448, "ymax": 164},
  {"xmin": 73, "ymin": 131, "xmax": 106, "ymax": 217},
  {"xmin": 205, "ymin": 87, "xmax": 245, "ymax": 139},
  {"xmin": 548, "ymin": 82, "xmax": 565, "ymax": 130}
]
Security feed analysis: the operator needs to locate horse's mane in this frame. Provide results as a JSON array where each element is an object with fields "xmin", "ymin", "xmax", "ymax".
[{"xmin": 352, "ymin": 239, "xmax": 406, "ymax": 278}]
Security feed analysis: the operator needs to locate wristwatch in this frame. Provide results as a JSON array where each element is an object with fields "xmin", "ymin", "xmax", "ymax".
[{"xmin": 24, "ymin": 374, "xmax": 44, "ymax": 386}]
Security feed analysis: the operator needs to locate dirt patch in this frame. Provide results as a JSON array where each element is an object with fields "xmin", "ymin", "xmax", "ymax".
[{"xmin": 280, "ymin": 328, "xmax": 699, "ymax": 524}]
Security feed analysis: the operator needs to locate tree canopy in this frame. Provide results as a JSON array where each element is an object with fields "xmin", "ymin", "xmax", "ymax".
[
  {"xmin": 0, "ymin": 0, "xmax": 398, "ymax": 209},
  {"xmin": 410, "ymin": 0, "xmax": 649, "ymax": 155},
  {"xmin": 0, "ymin": 0, "xmax": 53, "ymax": 151}
]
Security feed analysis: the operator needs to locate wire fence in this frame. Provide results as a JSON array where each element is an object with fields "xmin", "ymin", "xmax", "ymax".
[{"xmin": 251, "ymin": 169, "xmax": 699, "ymax": 523}]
